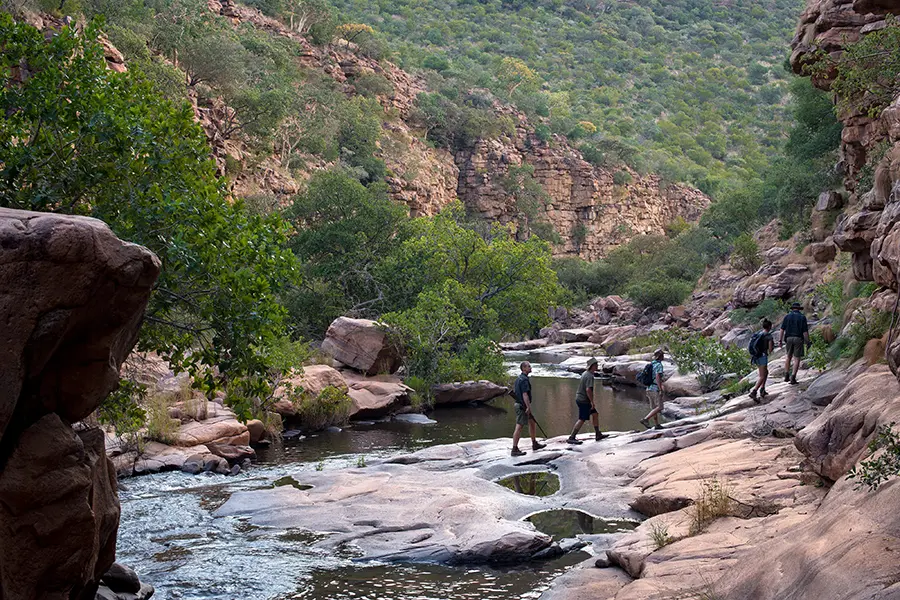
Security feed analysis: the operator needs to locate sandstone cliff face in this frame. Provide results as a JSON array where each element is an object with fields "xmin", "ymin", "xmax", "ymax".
[
  {"xmin": 455, "ymin": 108, "xmax": 710, "ymax": 259},
  {"xmin": 0, "ymin": 209, "xmax": 159, "ymax": 599},
  {"xmin": 791, "ymin": 0, "xmax": 900, "ymax": 375}
]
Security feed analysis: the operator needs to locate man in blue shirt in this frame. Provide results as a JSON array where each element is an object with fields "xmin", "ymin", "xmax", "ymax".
[
  {"xmin": 779, "ymin": 302, "xmax": 809, "ymax": 385},
  {"xmin": 640, "ymin": 349, "xmax": 666, "ymax": 430},
  {"xmin": 511, "ymin": 361, "xmax": 545, "ymax": 457},
  {"xmin": 567, "ymin": 357, "xmax": 608, "ymax": 444}
]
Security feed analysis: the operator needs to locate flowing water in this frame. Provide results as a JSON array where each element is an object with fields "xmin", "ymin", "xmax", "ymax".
[{"xmin": 116, "ymin": 364, "xmax": 651, "ymax": 600}]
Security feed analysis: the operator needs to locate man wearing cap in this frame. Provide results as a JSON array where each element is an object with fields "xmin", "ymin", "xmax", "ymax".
[
  {"xmin": 567, "ymin": 357, "xmax": 608, "ymax": 444},
  {"xmin": 511, "ymin": 361, "xmax": 546, "ymax": 457},
  {"xmin": 779, "ymin": 302, "xmax": 809, "ymax": 385}
]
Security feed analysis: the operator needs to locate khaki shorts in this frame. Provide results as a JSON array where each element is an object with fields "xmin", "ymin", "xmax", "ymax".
[
  {"xmin": 515, "ymin": 403, "xmax": 529, "ymax": 426},
  {"xmin": 647, "ymin": 389, "xmax": 664, "ymax": 411},
  {"xmin": 785, "ymin": 336, "xmax": 805, "ymax": 359}
]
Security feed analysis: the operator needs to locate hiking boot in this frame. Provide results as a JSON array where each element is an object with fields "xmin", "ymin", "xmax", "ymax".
[
  {"xmin": 784, "ymin": 374, "xmax": 791, "ymax": 383},
  {"xmin": 595, "ymin": 431, "xmax": 609, "ymax": 441},
  {"xmin": 749, "ymin": 389, "xmax": 758, "ymax": 402},
  {"xmin": 790, "ymin": 377, "xmax": 798, "ymax": 385},
  {"xmin": 640, "ymin": 418, "xmax": 651, "ymax": 430},
  {"xmin": 511, "ymin": 448, "xmax": 526, "ymax": 457},
  {"xmin": 654, "ymin": 424, "xmax": 664, "ymax": 430},
  {"xmin": 760, "ymin": 388, "xmax": 769, "ymax": 398},
  {"xmin": 532, "ymin": 441, "xmax": 547, "ymax": 450},
  {"xmin": 566, "ymin": 437, "xmax": 583, "ymax": 445}
]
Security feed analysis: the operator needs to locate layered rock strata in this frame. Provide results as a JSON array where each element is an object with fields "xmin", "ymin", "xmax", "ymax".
[{"xmin": 0, "ymin": 208, "xmax": 160, "ymax": 599}]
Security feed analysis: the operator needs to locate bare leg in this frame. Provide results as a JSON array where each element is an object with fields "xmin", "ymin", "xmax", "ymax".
[
  {"xmin": 792, "ymin": 357, "xmax": 801, "ymax": 379},
  {"xmin": 569, "ymin": 419, "xmax": 585, "ymax": 438},
  {"xmin": 529, "ymin": 420, "xmax": 537, "ymax": 443},
  {"xmin": 512, "ymin": 423, "xmax": 523, "ymax": 450},
  {"xmin": 591, "ymin": 413, "xmax": 599, "ymax": 429},
  {"xmin": 759, "ymin": 366, "xmax": 768, "ymax": 392}
]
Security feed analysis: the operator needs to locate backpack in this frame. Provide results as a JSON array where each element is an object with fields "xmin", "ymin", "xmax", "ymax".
[
  {"xmin": 748, "ymin": 331, "xmax": 768, "ymax": 358},
  {"xmin": 637, "ymin": 362, "xmax": 655, "ymax": 387}
]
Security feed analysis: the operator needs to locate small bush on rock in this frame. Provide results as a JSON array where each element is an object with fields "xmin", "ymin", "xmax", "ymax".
[
  {"xmin": 295, "ymin": 385, "xmax": 353, "ymax": 430},
  {"xmin": 848, "ymin": 423, "xmax": 900, "ymax": 490},
  {"xmin": 729, "ymin": 233, "xmax": 761, "ymax": 275},
  {"xmin": 690, "ymin": 477, "xmax": 732, "ymax": 535},
  {"xmin": 666, "ymin": 333, "xmax": 751, "ymax": 392},
  {"xmin": 648, "ymin": 521, "xmax": 673, "ymax": 550}
]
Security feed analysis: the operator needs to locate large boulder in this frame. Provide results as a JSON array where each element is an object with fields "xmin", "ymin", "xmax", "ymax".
[
  {"xmin": 272, "ymin": 364, "xmax": 349, "ymax": 418},
  {"xmin": 431, "ymin": 380, "xmax": 509, "ymax": 405},
  {"xmin": 662, "ymin": 373, "xmax": 704, "ymax": 398},
  {"xmin": 795, "ymin": 365, "xmax": 900, "ymax": 481},
  {"xmin": 801, "ymin": 368, "xmax": 851, "ymax": 407},
  {"xmin": 0, "ymin": 209, "xmax": 159, "ymax": 599},
  {"xmin": 559, "ymin": 328, "xmax": 595, "ymax": 343},
  {"xmin": 321, "ymin": 317, "xmax": 401, "ymax": 375},
  {"xmin": 342, "ymin": 371, "xmax": 412, "ymax": 418}
]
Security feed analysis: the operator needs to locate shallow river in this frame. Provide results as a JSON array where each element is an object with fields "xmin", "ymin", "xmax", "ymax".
[{"xmin": 116, "ymin": 369, "xmax": 651, "ymax": 600}]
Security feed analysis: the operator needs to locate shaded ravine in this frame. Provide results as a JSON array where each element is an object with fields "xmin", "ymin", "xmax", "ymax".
[{"xmin": 116, "ymin": 374, "xmax": 652, "ymax": 600}]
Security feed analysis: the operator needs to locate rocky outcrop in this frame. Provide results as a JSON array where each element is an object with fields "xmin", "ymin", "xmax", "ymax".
[
  {"xmin": 341, "ymin": 370, "xmax": 412, "ymax": 418},
  {"xmin": 431, "ymin": 380, "xmax": 510, "ymax": 405},
  {"xmin": 454, "ymin": 111, "xmax": 711, "ymax": 259},
  {"xmin": 0, "ymin": 209, "xmax": 160, "ymax": 599},
  {"xmin": 321, "ymin": 317, "xmax": 401, "ymax": 376}
]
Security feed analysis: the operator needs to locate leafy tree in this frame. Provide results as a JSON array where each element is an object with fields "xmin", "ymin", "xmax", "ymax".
[
  {"xmin": 730, "ymin": 233, "xmax": 761, "ymax": 275},
  {"xmin": 497, "ymin": 56, "xmax": 540, "ymax": 97},
  {"xmin": 0, "ymin": 17, "xmax": 301, "ymax": 418},
  {"xmin": 665, "ymin": 332, "xmax": 752, "ymax": 392}
]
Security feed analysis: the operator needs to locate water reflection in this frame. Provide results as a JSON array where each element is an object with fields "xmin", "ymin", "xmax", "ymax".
[
  {"xmin": 496, "ymin": 472, "xmax": 560, "ymax": 497},
  {"xmin": 527, "ymin": 509, "xmax": 637, "ymax": 542}
]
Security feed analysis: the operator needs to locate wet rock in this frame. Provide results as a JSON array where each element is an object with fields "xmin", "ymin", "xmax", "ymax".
[
  {"xmin": 393, "ymin": 413, "xmax": 437, "ymax": 424},
  {"xmin": 206, "ymin": 442, "xmax": 256, "ymax": 463},
  {"xmin": 321, "ymin": 317, "xmax": 401, "ymax": 375},
  {"xmin": 101, "ymin": 563, "xmax": 141, "ymax": 594},
  {"xmin": 594, "ymin": 555, "xmax": 611, "ymax": 568},
  {"xmin": 431, "ymin": 381, "xmax": 509, "ymax": 405},
  {"xmin": 246, "ymin": 419, "xmax": 266, "ymax": 444}
]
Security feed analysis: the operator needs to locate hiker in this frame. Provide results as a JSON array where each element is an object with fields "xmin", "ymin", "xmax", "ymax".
[
  {"xmin": 639, "ymin": 349, "xmax": 666, "ymax": 430},
  {"xmin": 748, "ymin": 318, "xmax": 775, "ymax": 402},
  {"xmin": 567, "ymin": 357, "xmax": 608, "ymax": 444},
  {"xmin": 779, "ymin": 302, "xmax": 809, "ymax": 385},
  {"xmin": 511, "ymin": 361, "xmax": 545, "ymax": 457}
]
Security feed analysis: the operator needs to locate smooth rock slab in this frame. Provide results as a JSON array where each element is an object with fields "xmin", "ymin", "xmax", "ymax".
[{"xmin": 431, "ymin": 380, "xmax": 509, "ymax": 405}]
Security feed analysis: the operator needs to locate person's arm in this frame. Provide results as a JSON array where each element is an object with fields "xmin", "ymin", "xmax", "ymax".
[
  {"xmin": 768, "ymin": 338, "xmax": 775, "ymax": 354},
  {"xmin": 803, "ymin": 318, "xmax": 810, "ymax": 345},
  {"xmin": 523, "ymin": 389, "xmax": 532, "ymax": 413},
  {"xmin": 655, "ymin": 367, "xmax": 664, "ymax": 393},
  {"xmin": 779, "ymin": 323, "xmax": 785, "ymax": 347},
  {"xmin": 586, "ymin": 384, "xmax": 594, "ymax": 407}
]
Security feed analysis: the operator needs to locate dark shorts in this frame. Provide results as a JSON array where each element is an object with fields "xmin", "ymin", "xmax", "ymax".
[
  {"xmin": 751, "ymin": 354, "xmax": 769, "ymax": 367},
  {"xmin": 576, "ymin": 401, "xmax": 597, "ymax": 421},
  {"xmin": 786, "ymin": 336, "xmax": 805, "ymax": 359},
  {"xmin": 515, "ymin": 403, "xmax": 529, "ymax": 426}
]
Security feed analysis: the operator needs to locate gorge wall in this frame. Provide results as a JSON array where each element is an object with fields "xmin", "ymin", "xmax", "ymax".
[
  {"xmin": 199, "ymin": 0, "xmax": 710, "ymax": 260},
  {"xmin": 790, "ymin": 0, "xmax": 900, "ymax": 374},
  {"xmin": 0, "ymin": 209, "xmax": 159, "ymax": 598}
]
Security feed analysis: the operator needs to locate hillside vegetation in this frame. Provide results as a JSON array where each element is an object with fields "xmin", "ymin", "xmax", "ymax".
[{"xmin": 318, "ymin": 0, "xmax": 803, "ymax": 194}]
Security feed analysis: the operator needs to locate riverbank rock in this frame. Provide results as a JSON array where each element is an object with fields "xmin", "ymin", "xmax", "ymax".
[
  {"xmin": 342, "ymin": 371, "xmax": 412, "ymax": 418},
  {"xmin": 0, "ymin": 208, "xmax": 160, "ymax": 599},
  {"xmin": 796, "ymin": 364, "xmax": 900, "ymax": 481},
  {"xmin": 321, "ymin": 317, "xmax": 401, "ymax": 375},
  {"xmin": 272, "ymin": 364, "xmax": 349, "ymax": 418},
  {"xmin": 559, "ymin": 328, "xmax": 595, "ymax": 343},
  {"xmin": 431, "ymin": 380, "xmax": 510, "ymax": 405},
  {"xmin": 500, "ymin": 338, "xmax": 549, "ymax": 351}
]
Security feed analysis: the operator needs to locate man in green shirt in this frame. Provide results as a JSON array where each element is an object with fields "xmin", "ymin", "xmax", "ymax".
[{"xmin": 567, "ymin": 357, "xmax": 608, "ymax": 444}]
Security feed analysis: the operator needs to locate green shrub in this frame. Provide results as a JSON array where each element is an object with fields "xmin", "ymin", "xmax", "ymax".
[
  {"xmin": 729, "ymin": 233, "xmax": 761, "ymax": 275},
  {"xmin": 625, "ymin": 278, "xmax": 693, "ymax": 311},
  {"xmin": 145, "ymin": 391, "xmax": 179, "ymax": 445},
  {"xmin": 98, "ymin": 380, "xmax": 148, "ymax": 451},
  {"xmin": 612, "ymin": 170, "xmax": 633, "ymax": 186},
  {"xmin": 729, "ymin": 298, "xmax": 788, "ymax": 325},
  {"xmin": 353, "ymin": 72, "xmax": 393, "ymax": 98},
  {"xmin": 689, "ymin": 477, "xmax": 732, "ymax": 535},
  {"xmin": 665, "ymin": 332, "xmax": 751, "ymax": 392},
  {"xmin": 807, "ymin": 329, "xmax": 831, "ymax": 371},
  {"xmin": 296, "ymin": 385, "xmax": 353, "ymax": 430},
  {"xmin": 848, "ymin": 423, "xmax": 900, "ymax": 490},
  {"xmin": 649, "ymin": 521, "xmax": 674, "ymax": 550},
  {"xmin": 838, "ymin": 311, "xmax": 891, "ymax": 361}
]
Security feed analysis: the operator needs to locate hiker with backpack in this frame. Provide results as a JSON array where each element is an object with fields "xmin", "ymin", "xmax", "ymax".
[
  {"xmin": 748, "ymin": 319, "xmax": 775, "ymax": 402},
  {"xmin": 511, "ymin": 361, "xmax": 546, "ymax": 457},
  {"xmin": 566, "ymin": 357, "xmax": 609, "ymax": 444},
  {"xmin": 639, "ymin": 349, "xmax": 666, "ymax": 430},
  {"xmin": 779, "ymin": 302, "xmax": 809, "ymax": 385}
]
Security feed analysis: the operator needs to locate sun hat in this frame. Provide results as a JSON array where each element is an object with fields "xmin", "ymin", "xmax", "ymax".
[
  {"xmin": 586, "ymin": 357, "xmax": 599, "ymax": 368},
  {"xmin": 791, "ymin": 301, "xmax": 802, "ymax": 309}
]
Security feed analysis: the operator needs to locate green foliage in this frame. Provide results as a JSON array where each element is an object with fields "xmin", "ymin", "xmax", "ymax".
[
  {"xmin": 412, "ymin": 91, "xmax": 514, "ymax": 150},
  {"xmin": 97, "ymin": 380, "xmax": 148, "ymax": 450},
  {"xmin": 554, "ymin": 227, "xmax": 727, "ymax": 309},
  {"xmin": 690, "ymin": 477, "xmax": 732, "ymax": 535},
  {"xmin": 722, "ymin": 378, "xmax": 753, "ymax": 397},
  {"xmin": 665, "ymin": 332, "xmax": 751, "ymax": 392},
  {"xmin": 329, "ymin": 0, "xmax": 802, "ymax": 188},
  {"xmin": 649, "ymin": 521, "xmax": 674, "ymax": 550},
  {"xmin": 728, "ymin": 298, "xmax": 788, "ymax": 326},
  {"xmin": 811, "ymin": 16, "xmax": 900, "ymax": 118},
  {"xmin": 0, "ymin": 18, "xmax": 302, "ymax": 417},
  {"xmin": 729, "ymin": 233, "xmax": 761, "ymax": 275},
  {"xmin": 807, "ymin": 329, "xmax": 831, "ymax": 371},
  {"xmin": 848, "ymin": 423, "xmax": 900, "ymax": 491},
  {"xmin": 353, "ymin": 72, "xmax": 393, "ymax": 98},
  {"xmin": 612, "ymin": 170, "xmax": 633, "ymax": 186},
  {"xmin": 837, "ymin": 311, "xmax": 891, "ymax": 361},
  {"xmin": 295, "ymin": 385, "xmax": 352, "ymax": 430}
]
